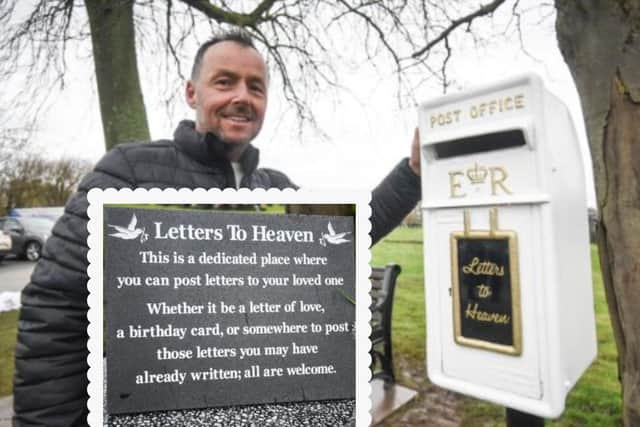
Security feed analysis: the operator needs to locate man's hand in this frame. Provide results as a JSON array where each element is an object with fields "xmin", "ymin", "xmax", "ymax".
[{"xmin": 409, "ymin": 127, "xmax": 421, "ymax": 176}]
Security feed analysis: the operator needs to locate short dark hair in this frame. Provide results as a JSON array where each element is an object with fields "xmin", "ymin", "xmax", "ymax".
[{"xmin": 190, "ymin": 30, "xmax": 257, "ymax": 80}]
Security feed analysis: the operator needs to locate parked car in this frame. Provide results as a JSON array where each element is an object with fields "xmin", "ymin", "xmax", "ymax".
[
  {"xmin": 0, "ymin": 229, "xmax": 11, "ymax": 262},
  {"xmin": 0, "ymin": 216, "xmax": 54, "ymax": 261}
]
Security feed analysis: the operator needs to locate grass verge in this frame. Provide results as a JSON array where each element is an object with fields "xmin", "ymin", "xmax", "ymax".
[
  {"xmin": 0, "ymin": 225, "xmax": 622, "ymax": 426},
  {"xmin": 0, "ymin": 309, "xmax": 18, "ymax": 397},
  {"xmin": 372, "ymin": 226, "xmax": 621, "ymax": 426}
]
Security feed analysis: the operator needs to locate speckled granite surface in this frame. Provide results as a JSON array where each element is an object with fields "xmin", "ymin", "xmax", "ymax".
[{"xmin": 105, "ymin": 399, "xmax": 355, "ymax": 427}]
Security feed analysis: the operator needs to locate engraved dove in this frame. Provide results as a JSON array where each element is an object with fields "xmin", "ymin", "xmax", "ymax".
[
  {"xmin": 107, "ymin": 214, "xmax": 148, "ymax": 243},
  {"xmin": 319, "ymin": 222, "xmax": 351, "ymax": 247}
]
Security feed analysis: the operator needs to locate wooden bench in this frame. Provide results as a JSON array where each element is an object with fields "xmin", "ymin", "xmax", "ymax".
[{"xmin": 369, "ymin": 264, "xmax": 401, "ymax": 387}]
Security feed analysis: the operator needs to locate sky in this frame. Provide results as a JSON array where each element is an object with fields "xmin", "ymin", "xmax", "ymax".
[{"xmin": 7, "ymin": 1, "xmax": 596, "ymax": 207}]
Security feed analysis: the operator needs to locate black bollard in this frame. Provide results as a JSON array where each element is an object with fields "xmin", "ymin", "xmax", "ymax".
[{"xmin": 505, "ymin": 407, "xmax": 545, "ymax": 427}]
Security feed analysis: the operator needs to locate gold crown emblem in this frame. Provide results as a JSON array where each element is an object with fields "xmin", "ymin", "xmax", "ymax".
[{"xmin": 467, "ymin": 162, "xmax": 488, "ymax": 184}]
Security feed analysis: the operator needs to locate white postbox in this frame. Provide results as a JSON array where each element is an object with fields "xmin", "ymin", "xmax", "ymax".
[{"xmin": 418, "ymin": 74, "xmax": 597, "ymax": 418}]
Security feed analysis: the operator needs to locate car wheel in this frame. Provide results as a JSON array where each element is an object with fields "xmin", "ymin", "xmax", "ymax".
[{"xmin": 25, "ymin": 241, "xmax": 42, "ymax": 261}]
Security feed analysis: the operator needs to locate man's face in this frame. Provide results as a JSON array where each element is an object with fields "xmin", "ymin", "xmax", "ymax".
[{"xmin": 186, "ymin": 41, "xmax": 267, "ymax": 145}]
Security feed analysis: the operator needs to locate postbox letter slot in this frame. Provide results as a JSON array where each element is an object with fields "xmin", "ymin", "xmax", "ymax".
[{"xmin": 433, "ymin": 129, "xmax": 526, "ymax": 159}]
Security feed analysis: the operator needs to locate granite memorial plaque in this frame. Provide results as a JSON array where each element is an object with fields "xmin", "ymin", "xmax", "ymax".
[
  {"xmin": 450, "ymin": 222, "xmax": 522, "ymax": 355},
  {"xmin": 103, "ymin": 206, "xmax": 356, "ymax": 414}
]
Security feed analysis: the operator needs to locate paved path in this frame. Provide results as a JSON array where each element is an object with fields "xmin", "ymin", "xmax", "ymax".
[
  {"xmin": 377, "ymin": 355, "xmax": 461, "ymax": 427},
  {"xmin": 0, "ymin": 395, "xmax": 12, "ymax": 427},
  {"xmin": 0, "ymin": 259, "xmax": 34, "ymax": 293}
]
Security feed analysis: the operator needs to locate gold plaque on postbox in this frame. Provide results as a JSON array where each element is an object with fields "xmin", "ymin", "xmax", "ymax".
[{"xmin": 450, "ymin": 208, "xmax": 522, "ymax": 356}]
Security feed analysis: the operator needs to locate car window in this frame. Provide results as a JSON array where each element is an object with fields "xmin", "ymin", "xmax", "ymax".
[
  {"xmin": 4, "ymin": 219, "xmax": 21, "ymax": 231},
  {"xmin": 20, "ymin": 217, "xmax": 54, "ymax": 232}
]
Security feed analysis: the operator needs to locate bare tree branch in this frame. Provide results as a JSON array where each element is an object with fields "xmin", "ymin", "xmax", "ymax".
[
  {"xmin": 412, "ymin": 0, "xmax": 507, "ymax": 58},
  {"xmin": 165, "ymin": 0, "xmax": 187, "ymax": 81},
  {"xmin": 335, "ymin": 0, "xmax": 401, "ymax": 72},
  {"xmin": 179, "ymin": 0, "xmax": 277, "ymax": 26},
  {"xmin": 0, "ymin": 0, "xmax": 541, "ymax": 144}
]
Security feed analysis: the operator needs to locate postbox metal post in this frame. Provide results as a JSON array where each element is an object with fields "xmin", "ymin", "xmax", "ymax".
[{"xmin": 505, "ymin": 407, "xmax": 544, "ymax": 427}]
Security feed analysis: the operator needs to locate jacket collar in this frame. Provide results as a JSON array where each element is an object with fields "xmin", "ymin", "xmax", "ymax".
[{"xmin": 173, "ymin": 120, "xmax": 260, "ymax": 175}]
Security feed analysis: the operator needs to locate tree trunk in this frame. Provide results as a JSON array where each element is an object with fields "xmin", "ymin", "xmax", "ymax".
[
  {"xmin": 556, "ymin": 1, "xmax": 640, "ymax": 425},
  {"xmin": 85, "ymin": 0, "xmax": 150, "ymax": 150}
]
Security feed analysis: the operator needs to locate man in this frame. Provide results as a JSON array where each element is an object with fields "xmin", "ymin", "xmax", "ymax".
[{"xmin": 13, "ymin": 31, "xmax": 421, "ymax": 426}]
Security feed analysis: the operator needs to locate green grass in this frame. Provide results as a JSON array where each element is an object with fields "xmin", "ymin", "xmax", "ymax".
[
  {"xmin": 378, "ymin": 225, "xmax": 424, "ymax": 243},
  {"xmin": 0, "ymin": 309, "xmax": 18, "ymax": 397},
  {"xmin": 107, "ymin": 204, "xmax": 286, "ymax": 214},
  {"xmin": 0, "ymin": 226, "xmax": 623, "ymax": 425},
  {"xmin": 372, "ymin": 226, "xmax": 622, "ymax": 426},
  {"xmin": 546, "ymin": 246, "xmax": 622, "ymax": 426},
  {"xmin": 371, "ymin": 226, "xmax": 425, "ymax": 362}
]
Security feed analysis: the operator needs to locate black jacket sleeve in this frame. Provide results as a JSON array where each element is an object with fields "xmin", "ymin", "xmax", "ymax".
[
  {"xmin": 370, "ymin": 158, "xmax": 422, "ymax": 245},
  {"xmin": 13, "ymin": 148, "xmax": 135, "ymax": 427},
  {"xmin": 262, "ymin": 168, "xmax": 299, "ymax": 190}
]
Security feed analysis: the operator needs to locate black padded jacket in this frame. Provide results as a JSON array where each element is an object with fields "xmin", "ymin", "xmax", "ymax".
[{"xmin": 12, "ymin": 120, "xmax": 421, "ymax": 426}]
